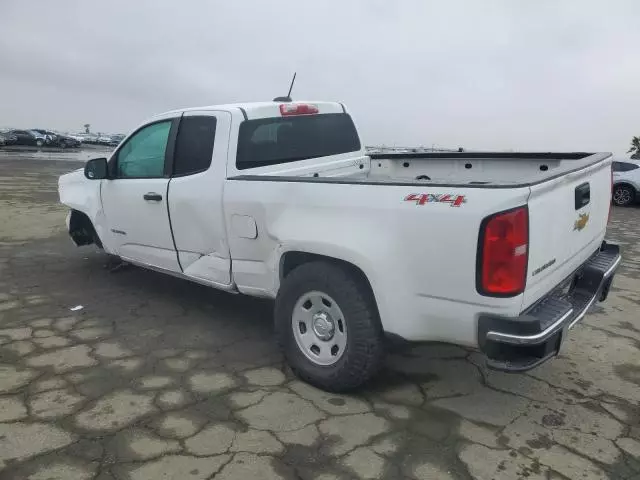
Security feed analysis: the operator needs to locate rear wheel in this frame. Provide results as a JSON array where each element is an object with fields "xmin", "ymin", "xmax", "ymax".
[
  {"xmin": 36, "ymin": 139, "xmax": 44, "ymax": 147},
  {"xmin": 275, "ymin": 261, "xmax": 385, "ymax": 392},
  {"xmin": 613, "ymin": 185, "xmax": 635, "ymax": 206}
]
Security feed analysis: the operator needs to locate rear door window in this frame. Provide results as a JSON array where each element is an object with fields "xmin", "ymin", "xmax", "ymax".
[
  {"xmin": 236, "ymin": 113, "xmax": 361, "ymax": 170},
  {"xmin": 173, "ymin": 116, "xmax": 217, "ymax": 176}
]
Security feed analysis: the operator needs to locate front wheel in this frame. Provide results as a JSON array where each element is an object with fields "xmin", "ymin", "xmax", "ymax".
[
  {"xmin": 36, "ymin": 139, "xmax": 44, "ymax": 147},
  {"xmin": 613, "ymin": 185, "xmax": 635, "ymax": 206},
  {"xmin": 275, "ymin": 261, "xmax": 385, "ymax": 392}
]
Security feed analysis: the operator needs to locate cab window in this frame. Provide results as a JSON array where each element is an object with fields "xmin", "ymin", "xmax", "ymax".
[
  {"xmin": 172, "ymin": 116, "xmax": 217, "ymax": 176},
  {"xmin": 236, "ymin": 113, "xmax": 361, "ymax": 170}
]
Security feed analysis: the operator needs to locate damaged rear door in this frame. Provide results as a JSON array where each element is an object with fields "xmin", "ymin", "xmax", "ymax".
[{"xmin": 166, "ymin": 110, "xmax": 233, "ymax": 288}]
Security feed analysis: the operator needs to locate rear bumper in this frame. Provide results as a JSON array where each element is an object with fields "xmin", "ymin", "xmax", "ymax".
[{"xmin": 477, "ymin": 241, "xmax": 621, "ymax": 372}]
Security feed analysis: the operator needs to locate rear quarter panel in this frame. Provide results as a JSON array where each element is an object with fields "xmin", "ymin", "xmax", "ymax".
[{"xmin": 224, "ymin": 179, "xmax": 531, "ymax": 344}]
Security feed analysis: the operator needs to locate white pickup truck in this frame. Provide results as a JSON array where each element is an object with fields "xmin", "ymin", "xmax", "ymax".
[{"xmin": 58, "ymin": 100, "xmax": 621, "ymax": 391}]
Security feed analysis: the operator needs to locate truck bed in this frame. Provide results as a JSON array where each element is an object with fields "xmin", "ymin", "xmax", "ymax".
[{"xmin": 230, "ymin": 152, "xmax": 611, "ymax": 188}]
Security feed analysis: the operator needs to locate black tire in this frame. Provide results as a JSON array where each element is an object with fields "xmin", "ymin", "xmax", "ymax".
[
  {"xmin": 613, "ymin": 185, "xmax": 635, "ymax": 207},
  {"xmin": 36, "ymin": 139, "xmax": 44, "ymax": 147},
  {"xmin": 275, "ymin": 261, "xmax": 384, "ymax": 392}
]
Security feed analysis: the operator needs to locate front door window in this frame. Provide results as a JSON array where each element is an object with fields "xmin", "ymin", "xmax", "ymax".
[{"xmin": 116, "ymin": 121, "xmax": 171, "ymax": 178}]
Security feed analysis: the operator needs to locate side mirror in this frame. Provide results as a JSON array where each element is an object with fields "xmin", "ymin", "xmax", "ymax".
[{"xmin": 84, "ymin": 158, "xmax": 108, "ymax": 180}]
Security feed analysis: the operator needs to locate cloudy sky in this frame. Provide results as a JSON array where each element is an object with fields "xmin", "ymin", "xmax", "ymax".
[{"xmin": 1, "ymin": 0, "xmax": 638, "ymax": 154}]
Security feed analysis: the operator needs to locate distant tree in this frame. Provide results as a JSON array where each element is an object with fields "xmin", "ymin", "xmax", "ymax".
[
  {"xmin": 84, "ymin": 124, "xmax": 91, "ymax": 134},
  {"xmin": 628, "ymin": 136, "xmax": 640, "ymax": 159}
]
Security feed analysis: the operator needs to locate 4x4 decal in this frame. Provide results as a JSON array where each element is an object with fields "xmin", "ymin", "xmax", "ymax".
[{"xmin": 404, "ymin": 193, "xmax": 466, "ymax": 207}]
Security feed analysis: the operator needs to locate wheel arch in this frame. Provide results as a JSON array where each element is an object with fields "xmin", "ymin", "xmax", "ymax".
[
  {"xmin": 68, "ymin": 209, "xmax": 102, "ymax": 247},
  {"xmin": 613, "ymin": 181, "xmax": 638, "ymax": 192},
  {"xmin": 279, "ymin": 250, "xmax": 381, "ymax": 317}
]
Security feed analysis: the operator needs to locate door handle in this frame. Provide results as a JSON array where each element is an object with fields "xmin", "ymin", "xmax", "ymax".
[{"xmin": 143, "ymin": 192, "xmax": 163, "ymax": 202}]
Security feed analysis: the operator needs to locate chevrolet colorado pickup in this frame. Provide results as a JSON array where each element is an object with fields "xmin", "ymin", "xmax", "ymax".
[{"xmin": 58, "ymin": 101, "xmax": 621, "ymax": 391}]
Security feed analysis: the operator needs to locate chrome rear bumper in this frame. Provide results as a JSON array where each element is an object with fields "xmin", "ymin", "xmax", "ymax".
[{"xmin": 478, "ymin": 241, "xmax": 621, "ymax": 372}]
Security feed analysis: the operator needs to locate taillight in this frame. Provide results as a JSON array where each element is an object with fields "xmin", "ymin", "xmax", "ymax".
[
  {"xmin": 279, "ymin": 103, "xmax": 319, "ymax": 116},
  {"xmin": 477, "ymin": 206, "xmax": 529, "ymax": 296}
]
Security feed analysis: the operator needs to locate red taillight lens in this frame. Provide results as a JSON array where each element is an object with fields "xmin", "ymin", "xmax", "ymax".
[
  {"xmin": 279, "ymin": 103, "xmax": 319, "ymax": 116},
  {"xmin": 478, "ymin": 206, "xmax": 529, "ymax": 296}
]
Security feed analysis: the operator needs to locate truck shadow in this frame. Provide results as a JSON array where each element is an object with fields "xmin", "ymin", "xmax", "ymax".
[{"xmin": 19, "ymin": 242, "xmax": 552, "ymax": 401}]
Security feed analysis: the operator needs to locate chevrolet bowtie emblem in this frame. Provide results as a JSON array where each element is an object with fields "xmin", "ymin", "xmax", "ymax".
[{"xmin": 574, "ymin": 213, "xmax": 589, "ymax": 231}]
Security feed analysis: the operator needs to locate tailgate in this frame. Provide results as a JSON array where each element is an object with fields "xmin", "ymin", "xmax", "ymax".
[{"xmin": 523, "ymin": 157, "xmax": 612, "ymax": 309}]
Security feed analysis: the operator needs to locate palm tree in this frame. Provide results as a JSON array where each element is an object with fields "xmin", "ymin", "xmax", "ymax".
[{"xmin": 628, "ymin": 136, "xmax": 640, "ymax": 159}]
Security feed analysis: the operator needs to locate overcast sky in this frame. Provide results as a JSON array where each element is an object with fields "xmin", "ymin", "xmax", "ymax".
[{"xmin": 1, "ymin": 1, "xmax": 638, "ymax": 154}]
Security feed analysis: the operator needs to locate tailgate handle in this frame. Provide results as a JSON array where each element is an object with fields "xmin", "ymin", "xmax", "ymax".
[{"xmin": 575, "ymin": 183, "xmax": 590, "ymax": 210}]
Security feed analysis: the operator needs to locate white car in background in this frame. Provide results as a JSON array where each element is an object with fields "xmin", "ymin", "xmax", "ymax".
[
  {"xmin": 97, "ymin": 135, "xmax": 114, "ymax": 145},
  {"xmin": 67, "ymin": 133, "xmax": 86, "ymax": 143},
  {"xmin": 612, "ymin": 158, "xmax": 640, "ymax": 206},
  {"xmin": 73, "ymin": 133, "xmax": 100, "ymax": 144}
]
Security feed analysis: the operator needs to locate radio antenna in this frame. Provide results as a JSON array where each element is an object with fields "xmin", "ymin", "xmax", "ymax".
[
  {"xmin": 287, "ymin": 72, "xmax": 297, "ymax": 99},
  {"xmin": 273, "ymin": 72, "xmax": 296, "ymax": 102}
]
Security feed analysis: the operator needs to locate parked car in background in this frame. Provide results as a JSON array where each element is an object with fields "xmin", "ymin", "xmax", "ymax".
[
  {"xmin": 96, "ymin": 135, "xmax": 114, "ymax": 145},
  {"xmin": 72, "ymin": 133, "xmax": 96, "ymax": 144},
  {"xmin": 16, "ymin": 129, "xmax": 80, "ymax": 148},
  {"xmin": 108, "ymin": 134, "xmax": 125, "ymax": 146},
  {"xmin": 30, "ymin": 130, "xmax": 49, "ymax": 146},
  {"xmin": 67, "ymin": 133, "xmax": 86, "ymax": 143},
  {"xmin": 32, "ymin": 129, "xmax": 57, "ymax": 145},
  {"xmin": 0, "ymin": 131, "xmax": 18, "ymax": 146},
  {"xmin": 5, "ymin": 129, "xmax": 44, "ymax": 146},
  {"xmin": 54, "ymin": 133, "xmax": 81, "ymax": 148},
  {"xmin": 612, "ymin": 158, "xmax": 640, "ymax": 206}
]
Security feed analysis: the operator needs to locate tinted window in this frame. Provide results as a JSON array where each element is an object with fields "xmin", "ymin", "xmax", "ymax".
[
  {"xmin": 173, "ymin": 116, "xmax": 217, "ymax": 176},
  {"xmin": 613, "ymin": 161, "xmax": 639, "ymax": 172},
  {"xmin": 116, "ymin": 121, "xmax": 171, "ymax": 178},
  {"xmin": 236, "ymin": 113, "xmax": 361, "ymax": 170}
]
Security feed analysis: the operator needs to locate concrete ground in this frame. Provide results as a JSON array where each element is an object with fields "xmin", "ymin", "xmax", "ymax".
[{"xmin": 0, "ymin": 154, "xmax": 638, "ymax": 480}]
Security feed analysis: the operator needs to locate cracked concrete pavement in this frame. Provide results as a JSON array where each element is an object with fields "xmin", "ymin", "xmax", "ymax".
[{"xmin": 0, "ymin": 155, "xmax": 639, "ymax": 480}]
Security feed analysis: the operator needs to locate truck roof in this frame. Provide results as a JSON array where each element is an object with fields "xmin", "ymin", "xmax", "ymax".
[{"xmin": 154, "ymin": 101, "xmax": 346, "ymax": 120}]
